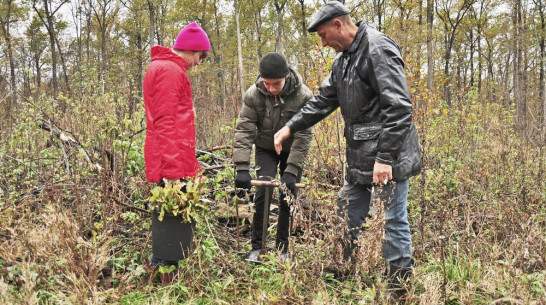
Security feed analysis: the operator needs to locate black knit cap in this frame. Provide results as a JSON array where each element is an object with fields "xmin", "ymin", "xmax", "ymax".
[{"xmin": 259, "ymin": 52, "xmax": 290, "ymax": 79}]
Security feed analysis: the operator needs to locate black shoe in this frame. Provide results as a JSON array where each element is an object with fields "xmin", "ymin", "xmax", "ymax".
[
  {"xmin": 387, "ymin": 264, "xmax": 412, "ymax": 301},
  {"xmin": 319, "ymin": 267, "xmax": 353, "ymax": 281}
]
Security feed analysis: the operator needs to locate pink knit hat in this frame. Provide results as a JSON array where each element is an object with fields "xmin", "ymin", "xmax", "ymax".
[{"xmin": 173, "ymin": 22, "xmax": 211, "ymax": 51}]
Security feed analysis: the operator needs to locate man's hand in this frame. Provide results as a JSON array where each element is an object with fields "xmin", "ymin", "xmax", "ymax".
[
  {"xmin": 281, "ymin": 172, "xmax": 297, "ymax": 194},
  {"xmin": 373, "ymin": 161, "xmax": 392, "ymax": 185},
  {"xmin": 274, "ymin": 126, "xmax": 292, "ymax": 155},
  {"xmin": 234, "ymin": 170, "xmax": 252, "ymax": 191}
]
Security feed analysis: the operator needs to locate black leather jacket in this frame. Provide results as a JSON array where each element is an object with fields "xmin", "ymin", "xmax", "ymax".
[{"xmin": 287, "ymin": 21, "xmax": 421, "ymax": 185}]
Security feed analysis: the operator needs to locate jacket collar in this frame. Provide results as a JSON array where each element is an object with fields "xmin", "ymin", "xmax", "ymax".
[{"xmin": 347, "ymin": 20, "xmax": 367, "ymax": 54}]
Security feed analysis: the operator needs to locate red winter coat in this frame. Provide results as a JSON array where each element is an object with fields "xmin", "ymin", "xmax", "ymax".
[{"xmin": 143, "ymin": 46, "xmax": 200, "ymax": 182}]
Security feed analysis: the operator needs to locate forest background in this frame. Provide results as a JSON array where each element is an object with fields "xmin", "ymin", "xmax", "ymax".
[{"xmin": 0, "ymin": 0, "xmax": 545, "ymax": 304}]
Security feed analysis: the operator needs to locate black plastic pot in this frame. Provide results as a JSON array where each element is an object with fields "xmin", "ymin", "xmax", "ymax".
[{"xmin": 152, "ymin": 211, "xmax": 196, "ymax": 261}]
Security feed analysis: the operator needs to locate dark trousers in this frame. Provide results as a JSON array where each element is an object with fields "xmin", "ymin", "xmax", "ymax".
[{"xmin": 251, "ymin": 147, "xmax": 302, "ymax": 252}]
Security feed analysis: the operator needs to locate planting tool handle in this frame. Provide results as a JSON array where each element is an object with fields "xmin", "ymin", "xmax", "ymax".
[{"xmin": 251, "ymin": 180, "xmax": 306, "ymax": 189}]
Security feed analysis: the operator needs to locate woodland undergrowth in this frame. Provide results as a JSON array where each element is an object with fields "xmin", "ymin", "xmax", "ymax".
[{"xmin": 0, "ymin": 79, "xmax": 544, "ymax": 304}]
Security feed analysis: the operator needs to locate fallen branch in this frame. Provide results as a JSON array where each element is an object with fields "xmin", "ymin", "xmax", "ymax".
[
  {"xmin": 196, "ymin": 149, "xmax": 228, "ymax": 163},
  {"xmin": 488, "ymin": 298, "xmax": 523, "ymax": 305},
  {"xmin": 113, "ymin": 198, "xmax": 150, "ymax": 214},
  {"xmin": 37, "ymin": 118, "xmax": 103, "ymax": 173}
]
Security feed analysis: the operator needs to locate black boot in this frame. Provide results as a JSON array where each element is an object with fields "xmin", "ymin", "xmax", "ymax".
[
  {"xmin": 342, "ymin": 239, "xmax": 357, "ymax": 262},
  {"xmin": 387, "ymin": 264, "xmax": 412, "ymax": 302}
]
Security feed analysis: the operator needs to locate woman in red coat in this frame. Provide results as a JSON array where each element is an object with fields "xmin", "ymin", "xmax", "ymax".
[
  {"xmin": 143, "ymin": 22, "xmax": 210, "ymax": 184},
  {"xmin": 144, "ymin": 23, "xmax": 210, "ymax": 273}
]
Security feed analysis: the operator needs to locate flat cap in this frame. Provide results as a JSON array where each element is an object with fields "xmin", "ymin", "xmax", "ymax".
[{"xmin": 308, "ymin": 1, "xmax": 350, "ymax": 33}]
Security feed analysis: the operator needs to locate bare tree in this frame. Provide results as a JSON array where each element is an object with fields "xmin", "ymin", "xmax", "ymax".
[
  {"xmin": 32, "ymin": 0, "xmax": 69, "ymax": 97},
  {"xmin": 0, "ymin": 0, "xmax": 22, "ymax": 108},
  {"xmin": 235, "ymin": 0, "xmax": 245, "ymax": 106},
  {"xmin": 427, "ymin": 0, "xmax": 434, "ymax": 90},
  {"xmin": 249, "ymin": 0, "xmax": 265, "ymax": 58},
  {"xmin": 298, "ymin": 0, "xmax": 307, "ymax": 37},
  {"xmin": 147, "ymin": 0, "xmax": 155, "ymax": 47},
  {"xmin": 373, "ymin": 0, "xmax": 386, "ymax": 31},
  {"xmin": 532, "ymin": 0, "xmax": 545, "ymax": 135},
  {"xmin": 26, "ymin": 16, "xmax": 48, "ymax": 94},
  {"xmin": 273, "ymin": 0, "xmax": 288, "ymax": 53},
  {"xmin": 211, "ymin": 0, "xmax": 227, "ymax": 109},
  {"xmin": 92, "ymin": 0, "xmax": 120, "ymax": 80},
  {"xmin": 436, "ymin": 0, "xmax": 474, "ymax": 103}
]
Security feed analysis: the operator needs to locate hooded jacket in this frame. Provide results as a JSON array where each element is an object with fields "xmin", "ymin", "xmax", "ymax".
[
  {"xmin": 233, "ymin": 68, "xmax": 313, "ymax": 176},
  {"xmin": 286, "ymin": 22, "xmax": 421, "ymax": 185},
  {"xmin": 143, "ymin": 46, "xmax": 200, "ymax": 182}
]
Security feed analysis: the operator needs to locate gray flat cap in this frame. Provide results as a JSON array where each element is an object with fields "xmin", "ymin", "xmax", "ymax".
[{"xmin": 308, "ymin": 1, "xmax": 350, "ymax": 32}]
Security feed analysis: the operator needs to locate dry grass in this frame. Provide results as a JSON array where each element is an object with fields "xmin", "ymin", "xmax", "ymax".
[{"xmin": 0, "ymin": 86, "xmax": 545, "ymax": 304}]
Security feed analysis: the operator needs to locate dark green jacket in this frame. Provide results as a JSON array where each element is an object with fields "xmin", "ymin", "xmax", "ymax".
[{"xmin": 233, "ymin": 68, "xmax": 313, "ymax": 175}]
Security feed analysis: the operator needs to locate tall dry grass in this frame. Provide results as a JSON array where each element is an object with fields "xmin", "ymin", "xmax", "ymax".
[{"xmin": 0, "ymin": 67, "xmax": 544, "ymax": 304}]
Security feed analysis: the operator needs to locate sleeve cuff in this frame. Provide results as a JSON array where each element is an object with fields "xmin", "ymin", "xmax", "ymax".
[
  {"xmin": 286, "ymin": 120, "xmax": 301, "ymax": 134},
  {"xmin": 235, "ymin": 163, "xmax": 250, "ymax": 171},
  {"xmin": 376, "ymin": 152, "xmax": 394, "ymax": 165},
  {"xmin": 284, "ymin": 164, "xmax": 300, "ymax": 176}
]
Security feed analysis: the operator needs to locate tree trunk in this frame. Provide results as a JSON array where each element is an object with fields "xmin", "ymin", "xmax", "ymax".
[
  {"xmin": 298, "ymin": 0, "xmax": 308, "ymax": 78},
  {"xmin": 374, "ymin": 0, "xmax": 385, "ymax": 31},
  {"xmin": 250, "ymin": 0, "xmax": 264, "ymax": 58},
  {"xmin": 535, "ymin": 0, "xmax": 545, "ymax": 137},
  {"xmin": 55, "ymin": 35, "xmax": 71, "ymax": 94},
  {"xmin": 93, "ymin": 0, "xmax": 117, "ymax": 82},
  {"xmin": 33, "ymin": 0, "xmax": 69, "ymax": 97},
  {"xmin": 298, "ymin": 0, "xmax": 307, "ymax": 37},
  {"xmin": 43, "ymin": 0, "xmax": 58, "ymax": 97},
  {"xmin": 72, "ymin": 0, "xmax": 83, "ymax": 96},
  {"xmin": 213, "ymin": 0, "xmax": 227, "ymax": 110},
  {"xmin": 476, "ymin": 0, "xmax": 484, "ymax": 94},
  {"xmin": 469, "ymin": 28, "xmax": 474, "ymax": 88},
  {"xmin": 427, "ymin": 0, "xmax": 434, "ymax": 90},
  {"xmin": 156, "ymin": 2, "xmax": 165, "ymax": 45},
  {"xmin": 436, "ymin": 0, "xmax": 473, "ymax": 104},
  {"xmin": 85, "ymin": 0, "xmax": 92, "ymax": 63},
  {"xmin": 35, "ymin": 54, "xmax": 42, "ymax": 91},
  {"xmin": 0, "ymin": 0, "xmax": 18, "ymax": 108},
  {"xmin": 513, "ymin": 0, "xmax": 525, "ymax": 130},
  {"xmin": 235, "ymin": 0, "xmax": 245, "ymax": 107},
  {"xmin": 274, "ymin": 0, "xmax": 287, "ymax": 53},
  {"xmin": 148, "ymin": 0, "xmax": 155, "ymax": 48},
  {"xmin": 443, "ymin": 30, "xmax": 451, "ymax": 103},
  {"xmin": 539, "ymin": 0, "xmax": 546, "ymax": 137},
  {"xmin": 137, "ymin": 32, "xmax": 143, "ymax": 97}
]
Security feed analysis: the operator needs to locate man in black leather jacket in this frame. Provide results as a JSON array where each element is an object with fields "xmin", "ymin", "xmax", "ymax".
[{"xmin": 274, "ymin": 1, "xmax": 421, "ymax": 296}]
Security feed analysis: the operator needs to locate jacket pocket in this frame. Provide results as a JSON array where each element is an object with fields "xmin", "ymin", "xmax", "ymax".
[
  {"xmin": 352, "ymin": 123, "xmax": 381, "ymax": 141},
  {"xmin": 348, "ymin": 123, "xmax": 381, "ymax": 155}
]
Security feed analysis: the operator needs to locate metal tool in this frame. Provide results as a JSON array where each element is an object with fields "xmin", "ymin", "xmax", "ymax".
[{"xmin": 245, "ymin": 179, "xmax": 306, "ymax": 264}]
